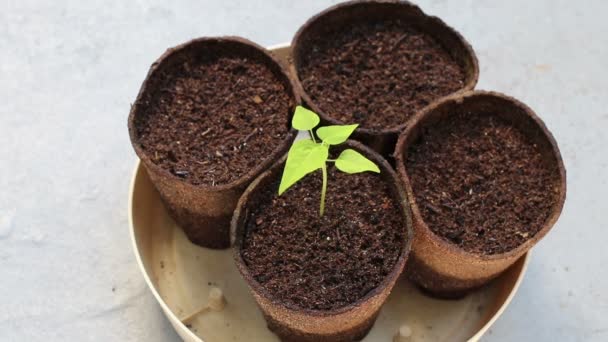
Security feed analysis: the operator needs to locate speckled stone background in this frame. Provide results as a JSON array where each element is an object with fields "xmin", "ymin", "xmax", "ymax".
[{"xmin": 0, "ymin": 0, "xmax": 606, "ymax": 341}]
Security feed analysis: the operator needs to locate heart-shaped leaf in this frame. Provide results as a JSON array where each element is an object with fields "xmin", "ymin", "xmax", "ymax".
[
  {"xmin": 316, "ymin": 124, "xmax": 358, "ymax": 145},
  {"xmin": 278, "ymin": 139, "xmax": 328, "ymax": 195},
  {"xmin": 292, "ymin": 106, "xmax": 320, "ymax": 131},
  {"xmin": 335, "ymin": 149, "xmax": 380, "ymax": 174}
]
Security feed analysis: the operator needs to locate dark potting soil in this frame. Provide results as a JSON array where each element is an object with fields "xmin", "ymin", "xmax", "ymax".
[
  {"xmin": 406, "ymin": 113, "xmax": 559, "ymax": 255},
  {"xmin": 241, "ymin": 165, "xmax": 406, "ymax": 311},
  {"xmin": 298, "ymin": 19, "xmax": 465, "ymax": 130},
  {"xmin": 134, "ymin": 54, "xmax": 293, "ymax": 186}
]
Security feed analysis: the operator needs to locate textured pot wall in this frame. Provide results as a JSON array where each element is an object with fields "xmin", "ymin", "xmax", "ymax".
[
  {"xmin": 128, "ymin": 37, "xmax": 300, "ymax": 248},
  {"xmin": 232, "ymin": 141, "xmax": 413, "ymax": 341},
  {"xmin": 291, "ymin": 0, "xmax": 479, "ymax": 157},
  {"xmin": 394, "ymin": 91, "xmax": 567, "ymax": 297}
]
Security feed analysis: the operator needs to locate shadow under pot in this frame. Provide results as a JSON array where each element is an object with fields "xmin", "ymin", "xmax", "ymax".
[
  {"xmin": 291, "ymin": 0, "xmax": 479, "ymax": 157},
  {"xmin": 232, "ymin": 140, "xmax": 413, "ymax": 342},
  {"xmin": 394, "ymin": 91, "xmax": 567, "ymax": 298},
  {"xmin": 128, "ymin": 37, "xmax": 300, "ymax": 249}
]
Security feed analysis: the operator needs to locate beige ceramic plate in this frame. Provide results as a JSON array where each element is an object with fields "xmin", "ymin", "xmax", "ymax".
[{"xmin": 128, "ymin": 44, "xmax": 530, "ymax": 342}]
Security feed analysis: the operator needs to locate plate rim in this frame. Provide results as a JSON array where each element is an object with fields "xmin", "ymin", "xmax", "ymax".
[
  {"xmin": 129, "ymin": 159, "xmax": 530, "ymax": 342},
  {"xmin": 128, "ymin": 42, "xmax": 530, "ymax": 342},
  {"xmin": 129, "ymin": 161, "xmax": 202, "ymax": 342}
]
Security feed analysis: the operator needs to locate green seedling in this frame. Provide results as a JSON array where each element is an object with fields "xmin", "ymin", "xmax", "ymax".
[{"xmin": 278, "ymin": 106, "xmax": 380, "ymax": 216}]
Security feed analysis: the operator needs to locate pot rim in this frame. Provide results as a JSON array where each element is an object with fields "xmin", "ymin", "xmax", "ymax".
[
  {"xmin": 290, "ymin": 0, "xmax": 479, "ymax": 135},
  {"xmin": 127, "ymin": 36, "xmax": 301, "ymax": 192},
  {"xmin": 394, "ymin": 90, "xmax": 567, "ymax": 262},
  {"xmin": 231, "ymin": 140, "xmax": 414, "ymax": 317}
]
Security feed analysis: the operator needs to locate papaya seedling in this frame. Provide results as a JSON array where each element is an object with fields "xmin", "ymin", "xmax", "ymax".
[{"xmin": 278, "ymin": 106, "xmax": 380, "ymax": 216}]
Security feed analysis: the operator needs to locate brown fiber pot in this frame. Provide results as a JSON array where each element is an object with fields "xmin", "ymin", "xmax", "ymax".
[
  {"xmin": 394, "ymin": 91, "xmax": 567, "ymax": 298},
  {"xmin": 231, "ymin": 140, "xmax": 413, "ymax": 342},
  {"xmin": 128, "ymin": 37, "xmax": 300, "ymax": 249},
  {"xmin": 290, "ymin": 0, "xmax": 479, "ymax": 157}
]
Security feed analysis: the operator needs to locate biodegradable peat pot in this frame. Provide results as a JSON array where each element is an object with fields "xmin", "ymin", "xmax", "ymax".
[
  {"xmin": 291, "ymin": 0, "xmax": 479, "ymax": 157},
  {"xmin": 232, "ymin": 141, "xmax": 413, "ymax": 342},
  {"xmin": 394, "ymin": 91, "xmax": 566, "ymax": 298},
  {"xmin": 128, "ymin": 37, "xmax": 300, "ymax": 249}
]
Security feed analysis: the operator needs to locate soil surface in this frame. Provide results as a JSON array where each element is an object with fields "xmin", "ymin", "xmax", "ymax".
[
  {"xmin": 406, "ymin": 113, "xmax": 559, "ymax": 255},
  {"xmin": 241, "ymin": 162, "xmax": 406, "ymax": 310},
  {"xmin": 134, "ymin": 53, "xmax": 293, "ymax": 186},
  {"xmin": 298, "ymin": 19, "xmax": 465, "ymax": 130}
]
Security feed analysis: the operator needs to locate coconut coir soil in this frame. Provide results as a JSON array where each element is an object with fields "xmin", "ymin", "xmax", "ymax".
[
  {"xmin": 298, "ymin": 19, "xmax": 465, "ymax": 129},
  {"xmin": 406, "ymin": 113, "xmax": 559, "ymax": 255},
  {"xmin": 241, "ymin": 165, "xmax": 405, "ymax": 311},
  {"xmin": 134, "ymin": 53, "xmax": 292, "ymax": 186}
]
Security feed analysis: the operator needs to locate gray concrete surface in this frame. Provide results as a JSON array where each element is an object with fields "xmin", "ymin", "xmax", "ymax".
[{"xmin": 0, "ymin": 0, "xmax": 606, "ymax": 341}]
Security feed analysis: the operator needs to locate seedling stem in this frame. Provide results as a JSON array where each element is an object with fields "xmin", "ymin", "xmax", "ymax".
[{"xmin": 279, "ymin": 106, "xmax": 381, "ymax": 216}]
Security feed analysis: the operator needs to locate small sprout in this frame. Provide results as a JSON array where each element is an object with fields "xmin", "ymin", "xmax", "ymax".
[{"xmin": 279, "ymin": 106, "xmax": 380, "ymax": 216}]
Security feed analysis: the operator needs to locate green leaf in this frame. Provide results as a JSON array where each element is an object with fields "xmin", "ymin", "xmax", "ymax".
[
  {"xmin": 316, "ymin": 124, "xmax": 358, "ymax": 145},
  {"xmin": 292, "ymin": 106, "xmax": 320, "ymax": 131},
  {"xmin": 335, "ymin": 149, "xmax": 380, "ymax": 174},
  {"xmin": 278, "ymin": 139, "xmax": 328, "ymax": 195}
]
